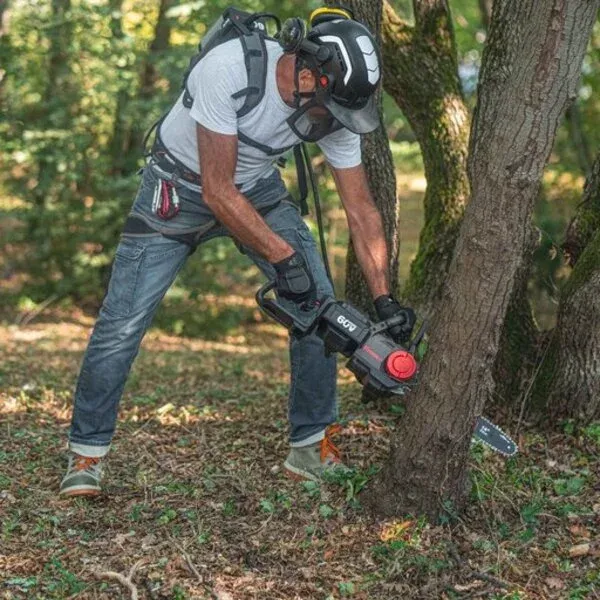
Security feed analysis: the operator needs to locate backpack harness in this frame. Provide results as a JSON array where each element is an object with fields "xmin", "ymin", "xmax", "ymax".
[{"xmin": 138, "ymin": 7, "xmax": 332, "ymax": 283}]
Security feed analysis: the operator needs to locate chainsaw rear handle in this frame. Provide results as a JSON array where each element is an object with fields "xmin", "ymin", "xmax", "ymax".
[
  {"xmin": 255, "ymin": 280, "xmax": 318, "ymax": 334},
  {"xmin": 256, "ymin": 281, "xmax": 295, "ymax": 329}
]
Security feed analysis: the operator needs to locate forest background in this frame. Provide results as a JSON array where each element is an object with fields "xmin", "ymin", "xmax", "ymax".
[{"xmin": 1, "ymin": 1, "xmax": 599, "ymax": 599}]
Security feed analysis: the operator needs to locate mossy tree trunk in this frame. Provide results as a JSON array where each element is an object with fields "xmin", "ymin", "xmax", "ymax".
[
  {"xmin": 365, "ymin": 0, "xmax": 598, "ymax": 520},
  {"xmin": 531, "ymin": 152, "xmax": 600, "ymax": 424},
  {"xmin": 381, "ymin": 0, "xmax": 471, "ymax": 314},
  {"xmin": 325, "ymin": 0, "xmax": 399, "ymax": 317}
]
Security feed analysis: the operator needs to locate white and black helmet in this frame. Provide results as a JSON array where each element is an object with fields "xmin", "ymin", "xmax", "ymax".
[
  {"xmin": 279, "ymin": 6, "xmax": 382, "ymax": 141},
  {"xmin": 307, "ymin": 13, "xmax": 382, "ymax": 133}
]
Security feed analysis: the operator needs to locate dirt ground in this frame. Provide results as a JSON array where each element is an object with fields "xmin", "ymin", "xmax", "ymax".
[{"xmin": 1, "ymin": 303, "xmax": 599, "ymax": 600}]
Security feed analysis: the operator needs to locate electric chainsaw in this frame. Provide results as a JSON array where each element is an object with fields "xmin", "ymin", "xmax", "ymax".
[{"xmin": 256, "ymin": 281, "xmax": 518, "ymax": 457}]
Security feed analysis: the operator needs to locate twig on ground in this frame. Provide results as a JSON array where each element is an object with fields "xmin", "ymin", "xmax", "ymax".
[
  {"xmin": 446, "ymin": 542, "xmax": 511, "ymax": 590},
  {"xmin": 170, "ymin": 538, "xmax": 204, "ymax": 583},
  {"xmin": 16, "ymin": 294, "xmax": 59, "ymax": 326},
  {"xmin": 94, "ymin": 559, "xmax": 145, "ymax": 600}
]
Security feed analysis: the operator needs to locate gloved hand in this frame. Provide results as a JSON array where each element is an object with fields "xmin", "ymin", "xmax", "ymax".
[
  {"xmin": 273, "ymin": 251, "xmax": 317, "ymax": 305},
  {"xmin": 374, "ymin": 295, "xmax": 416, "ymax": 345}
]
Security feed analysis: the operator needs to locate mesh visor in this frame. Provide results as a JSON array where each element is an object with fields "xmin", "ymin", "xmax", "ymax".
[
  {"xmin": 323, "ymin": 93, "xmax": 379, "ymax": 134},
  {"xmin": 286, "ymin": 98, "xmax": 344, "ymax": 142}
]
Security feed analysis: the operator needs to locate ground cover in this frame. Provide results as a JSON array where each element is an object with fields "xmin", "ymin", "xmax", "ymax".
[{"xmin": 0, "ymin": 305, "xmax": 598, "ymax": 600}]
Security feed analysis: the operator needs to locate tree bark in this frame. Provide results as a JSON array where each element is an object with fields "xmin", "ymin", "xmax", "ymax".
[
  {"xmin": 565, "ymin": 101, "xmax": 594, "ymax": 177},
  {"xmin": 365, "ymin": 0, "xmax": 599, "ymax": 520},
  {"xmin": 381, "ymin": 0, "xmax": 470, "ymax": 314},
  {"xmin": 122, "ymin": 0, "xmax": 173, "ymax": 161},
  {"xmin": 563, "ymin": 152, "xmax": 600, "ymax": 266},
  {"xmin": 478, "ymin": 0, "xmax": 493, "ymax": 30},
  {"xmin": 491, "ymin": 224, "xmax": 542, "ymax": 411},
  {"xmin": 531, "ymin": 152, "xmax": 600, "ymax": 424},
  {"xmin": 323, "ymin": 0, "xmax": 399, "ymax": 317}
]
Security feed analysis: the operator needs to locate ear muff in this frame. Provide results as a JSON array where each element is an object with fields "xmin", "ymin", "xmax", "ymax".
[
  {"xmin": 279, "ymin": 16, "xmax": 333, "ymax": 63},
  {"xmin": 279, "ymin": 17, "xmax": 307, "ymax": 54},
  {"xmin": 309, "ymin": 6, "xmax": 354, "ymax": 27}
]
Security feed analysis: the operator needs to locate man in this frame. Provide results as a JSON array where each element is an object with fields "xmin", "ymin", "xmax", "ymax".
[{"xmin": 60, "ymin": 6, "xmax": 415, "ymax": 496}]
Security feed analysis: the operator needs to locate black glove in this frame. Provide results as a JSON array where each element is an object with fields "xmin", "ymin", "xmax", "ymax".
[
  {"xmin": 273, "ymin": 252, "xmax": 317, "ymax": 305},
  {"xmin": 374, "ymin": 295, "xmax": 416, "ymax": 345}
]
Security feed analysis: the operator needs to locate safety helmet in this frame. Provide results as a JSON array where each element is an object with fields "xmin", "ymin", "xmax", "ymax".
[{"xmin": 279, "ymin": 6, "xmax": 382, "ymax": 141}]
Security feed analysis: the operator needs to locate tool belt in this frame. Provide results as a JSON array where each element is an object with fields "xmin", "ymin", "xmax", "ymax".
[{"xmin": 151, "ymin": 134, "xmax": 202, "ymax": 186}]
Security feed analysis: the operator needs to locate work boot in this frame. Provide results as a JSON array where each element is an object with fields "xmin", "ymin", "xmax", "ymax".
[
  {"xmin": 284, "ymin": 425, "xmax": 350, "ymax": 482},
  {"xmin": 59, "ymin": 453, "xmax": 103, "ymax": 497}
]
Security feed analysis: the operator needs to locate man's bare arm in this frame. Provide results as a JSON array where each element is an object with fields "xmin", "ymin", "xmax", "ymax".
[
  {"xmin": 197, "ymin": 124, "xmax": 293, "ymax": 263},
  {"xmin": 331, "ymin": 163, "xmax": 390, "ymax": 299}
]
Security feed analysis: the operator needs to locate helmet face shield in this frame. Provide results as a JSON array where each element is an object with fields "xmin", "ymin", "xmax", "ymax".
[
  {"xmin": 286, "ymin": 97, "xmax": 344, "ymax": 142},
  {"xmin": 323, "ymin": 93, "xmax": 379, "ymax": 134}
]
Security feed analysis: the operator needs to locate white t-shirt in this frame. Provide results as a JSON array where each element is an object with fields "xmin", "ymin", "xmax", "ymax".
[{"xmin": 159, "ymin": 38, "xmax": 362, "ymax": 191}]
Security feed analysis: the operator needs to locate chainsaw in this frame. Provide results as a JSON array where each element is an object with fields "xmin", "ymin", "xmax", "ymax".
[{"xmin": 256, "ymin": 281, "xmax": 518, "ymax": 457}]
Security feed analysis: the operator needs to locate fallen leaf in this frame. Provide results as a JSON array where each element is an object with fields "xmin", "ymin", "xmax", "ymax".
[
  {"xmin": 568, "ymin": 524, "xmax": 591, "ymax": 539},
  {"xmin": 380, "ymin": 520, "xmax": 413, "ymax": 542},
  {"xmin": 546, "ymin": 577, "xmax": 564, "ymax": 590},
  {"xmin": 569, "ymin": 543, "xmax": 590, "ymax": 558}
]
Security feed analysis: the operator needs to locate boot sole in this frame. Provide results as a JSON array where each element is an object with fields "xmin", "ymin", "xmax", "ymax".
[
  {"xmin": 283, "ymin": 461, "xmax": 319, "ymax": 482},
  {"xmin": 61, "ymin": 489, "xmax": 101, "ymax": 497}
]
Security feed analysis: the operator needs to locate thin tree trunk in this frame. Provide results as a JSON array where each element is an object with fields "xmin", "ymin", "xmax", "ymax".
[
  {"xmin": 324, "ymin": 0, "xmax": 399, "ymax": 316},
  {"xmin": 565, "ymin": 102, "xmax": 594, "ymax": 177},
  {"xmin": 491, "ymin": 225, "xmax": 542, "ymax": 411},
  {"xmin": 31, "ymin": 0, "xmax": 73, "ymax": 222},
  {"xmin": 122, "ymin": 0, "xmax": 173, "ymax": 161},
  {"xmin": 531, "ymin": 152, "xmax": 600, "ymax": 424},
  {"xmin": 381, "ymin": 0, "xmax": 470, "ymax": 314},
  {"xmin": 365, "ymin": 0, "xmax": 599, "ymax": 520},
  {"xmin": 0, "ymin": 0, "xmax": 10, "ymax": 98},
  {"xmin": 563, "ymin": 152, "xmax": 600, "ymax": 266},
  {"xmin": 478, "ymin": 0, "xmax": 493, "ymax": 30},
  {"xmin": 107, "ymin": 0, "xmax": 131, "ymax": 175}
]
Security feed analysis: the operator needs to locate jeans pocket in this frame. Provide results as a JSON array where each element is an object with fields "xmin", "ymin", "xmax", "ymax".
[{"xmin": 103, "ymin": 239, "xmax": 145, "ymax": 317}]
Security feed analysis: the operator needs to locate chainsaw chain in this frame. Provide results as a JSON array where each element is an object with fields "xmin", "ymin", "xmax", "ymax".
[{"xmin": 472, "ymin": 416, "xmax": 518, "ymax": 457}]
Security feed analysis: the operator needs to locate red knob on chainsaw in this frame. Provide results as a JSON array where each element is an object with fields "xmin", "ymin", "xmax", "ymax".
[{"xmin": 385, "ymin": 350, "xmax": 417, "ymax": 381}]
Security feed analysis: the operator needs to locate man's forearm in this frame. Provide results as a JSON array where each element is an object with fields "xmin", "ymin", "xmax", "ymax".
[
  {"xmin": 347, "ymin": 204, "xmax": 390, "ymax": 299},
  {"xmin": 203, "ymin": 184, "xmax": 293, "ymax": 263},
  {"xmin": 196, "ymin": 124, "xmax": 292, "ymax": 264},
  {"xmin": 331, "ymin": 165, "xmax": 390, "ymax": 299}
]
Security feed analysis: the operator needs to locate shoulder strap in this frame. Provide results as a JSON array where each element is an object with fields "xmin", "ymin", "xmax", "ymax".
[{"xmin": 235, "ymin": 31, "xmax": 268, "ymax": 118}]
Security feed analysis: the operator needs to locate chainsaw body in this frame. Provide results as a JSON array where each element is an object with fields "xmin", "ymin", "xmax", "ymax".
[
  {"xmin": 255, "ymin": 282, "xmax": 420, "ymax": 394},
  {"xmin": 256, "ymin": 281, "xmax": 519, "ymax": 457}
]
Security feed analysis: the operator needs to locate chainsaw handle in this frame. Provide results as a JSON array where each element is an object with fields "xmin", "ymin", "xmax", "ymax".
[{"xmin": 255, "ymin": 281, "xmax": 296, "ymax": 329}]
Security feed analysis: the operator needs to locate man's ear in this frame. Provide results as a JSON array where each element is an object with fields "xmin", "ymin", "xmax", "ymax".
[{"xmin": 298, "ymin": 68, "xmax": 316, "ymax": 93}]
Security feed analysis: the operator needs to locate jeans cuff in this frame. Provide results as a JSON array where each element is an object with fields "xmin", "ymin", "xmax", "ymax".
[
  {"xmin": 69, "ymin": 442, "xmax": 111, "ymax": 458},
  {"xmin": 290, "ymin": 429, "xmax": 325, "ymax": 448}
]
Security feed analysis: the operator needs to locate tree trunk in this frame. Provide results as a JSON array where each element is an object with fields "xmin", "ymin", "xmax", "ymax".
[
  {"xmin": 563, "ymin": 152, "xmax": 600, "ymax": 266},
  {"xmin": 565, "ymin": 101, "xmax": 594, "ymax": 177},
  {"xmin": 381, "ymin": 0, "xmax": 470, "ymax": 314},
  {"xmin": 107, "ymin": 0, "xmax": 131, "ymax": 175},
  {"xmin": 491, "ymin": 225, "xmax": 542, "ymax": 412},
  {"xmin": 531, "ymin": 152, "xmax": 600, "ymax": 424},
  {"xmin": 323, "ymin": 0, "xmax": 399, "ymax": 317},
  {"xmin": 478, "ymin": 0, "xmax": 493, "ymax": 30},
  {"xmin": 365, "ymin": 0, "xmax": 598, "ymax": 520},
  {"xmin": 122, "ymin": 0, "xmax": 173, "ymax": 161},
  {"xmin": 31, "ymin": 0, "xmax": 73, "ymax": 222}
]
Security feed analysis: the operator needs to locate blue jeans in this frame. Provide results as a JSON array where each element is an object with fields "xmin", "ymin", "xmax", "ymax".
[{"xmin": 68, "ymin": 166, "xmax": 337, "ymax": 457}]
